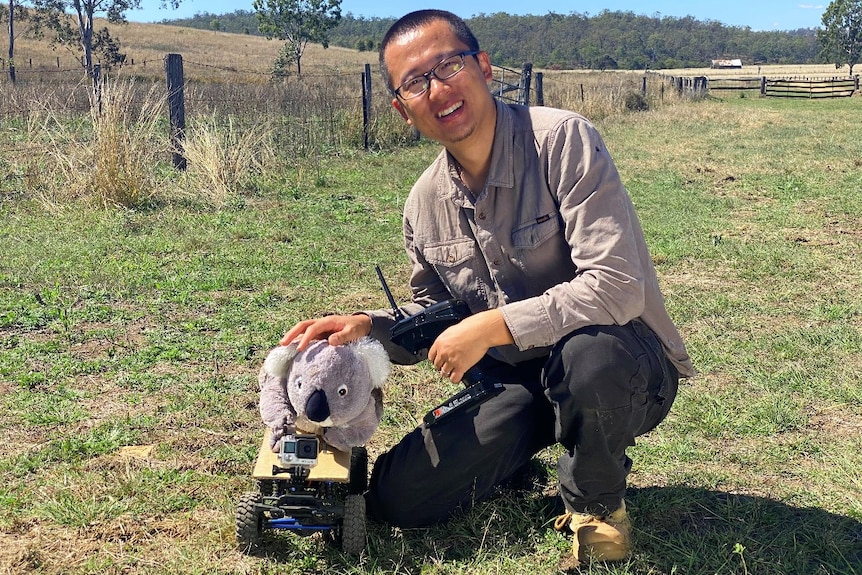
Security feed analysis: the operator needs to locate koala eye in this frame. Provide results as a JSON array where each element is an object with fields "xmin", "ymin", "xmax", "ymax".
[{"xmin": 337, "ymin": 385, "xmax": 348, "ymax": 396}]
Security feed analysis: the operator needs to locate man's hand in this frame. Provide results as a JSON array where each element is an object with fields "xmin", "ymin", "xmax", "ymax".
[
  {"xmin": 280, "ymin": 314, "xmax": 372, "ymax": 351},
  {"xmin": 427, "ymin": 309, "xmax": 514, "ymax": 383}
]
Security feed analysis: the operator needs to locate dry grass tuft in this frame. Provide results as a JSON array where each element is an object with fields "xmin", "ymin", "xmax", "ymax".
[
  {"xmin": 87, "ymin": 80, "xmax": 168, "ymax": 208},
  {"xmin": 31, "ymin": 77, "xmax": 168, "ymax": 210},
  {"xmin": 541, "ymin": 70, "xmax": 693, "ymax": 120},
  {"xmin": 179, "ymin": 114, "xmax": 275, "ymax": 207}
]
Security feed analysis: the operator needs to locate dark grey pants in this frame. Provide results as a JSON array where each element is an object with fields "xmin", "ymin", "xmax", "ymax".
[{"xmin": 366, "ymin": 320, "xmax": 679, "ymax": 528}]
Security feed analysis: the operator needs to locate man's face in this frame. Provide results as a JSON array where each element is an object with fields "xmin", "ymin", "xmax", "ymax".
[{"xmin": 384, "ymin": 19, "xmax": 495, "ymax": 148}]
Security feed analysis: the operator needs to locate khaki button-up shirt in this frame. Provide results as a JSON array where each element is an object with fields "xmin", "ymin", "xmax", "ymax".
[{"xmin": 368, "ymin": 99, "xmax": 694, "ymax": 378}]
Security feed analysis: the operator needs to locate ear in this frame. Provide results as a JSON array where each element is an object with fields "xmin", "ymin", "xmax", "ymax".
[
  {"xmin": 262, "ymin": 343, "xmax": 300, "ymax": 378},
  {"xmin": 392, "ymin": 97, "xmax": 412, "ymax": 124},
  {"xmin": 477, "ymin": 51, "xmax": 494, "ymax": 83},
  {"xmin": 351, "ymin": 337, "xmax": 391, "ymax": 389}
]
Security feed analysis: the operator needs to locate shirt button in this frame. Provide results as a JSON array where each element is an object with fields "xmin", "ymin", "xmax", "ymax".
[
  {"xmin": 478, "ymin": 212, "xmax": 486, "ymax": 220},
  {"xmin": 492, "ymin": 259, "xmax": 501, "ymax": 266}
]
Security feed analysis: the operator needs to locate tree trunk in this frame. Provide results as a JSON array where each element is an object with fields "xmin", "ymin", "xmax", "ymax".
[
  {"xmin": 7, "ymin": 0, "xmax": 16, "ymax": 83},
  {"xmin": 294, "ymin": 42, "xmax": 303, "ymax": 76},
  {"xmin": 74, "ymin": 1, "xmax": 94, "ymax": 76}
]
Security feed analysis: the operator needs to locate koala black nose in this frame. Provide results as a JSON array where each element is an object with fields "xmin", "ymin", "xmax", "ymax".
[{"xmin": 305, "ymin": 389, "xmax": 330, "ymax": 423}]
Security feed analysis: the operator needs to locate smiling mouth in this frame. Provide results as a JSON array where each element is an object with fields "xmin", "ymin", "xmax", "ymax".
[{"xmin": 437, "ymin": 101, "xmax": 463, "ymax": 118}]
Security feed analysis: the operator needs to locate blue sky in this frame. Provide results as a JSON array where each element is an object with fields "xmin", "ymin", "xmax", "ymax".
[{"xmin": 128, "ymin": 1, "xmax": 826, "ymax": 31}]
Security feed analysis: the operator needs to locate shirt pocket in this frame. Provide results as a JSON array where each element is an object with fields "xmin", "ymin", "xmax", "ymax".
[
  {"xmin": 422, "ymin": 239, "xmax": 475, "ymax": 266},
  {"xmin": 511, "ymin": 214, "xmax": 560, "ymax": 249},
  {"xmin": 421, "ymin": 240, "xmax": 484, "ymax": 305}
]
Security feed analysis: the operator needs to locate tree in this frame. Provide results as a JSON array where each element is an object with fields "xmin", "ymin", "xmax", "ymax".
[
  {"xmin": 4, "ymin": 0, "xmax": 39, "ymax": 83},
  {"xmin": 6, "ymin": 0, "xmax": 19, "ymax": 82},
  {"xmin": 270, "ymin": 41, "xmax": 296, "ymax": 80},
  {"xmin": 818, "ymin": 0, "xmax": 862, "ymax": 75},
  {"xmin": 27, "ymin": 0, "xmax": 181, "ymax": 77},
  {"xmin": 252, "ymin": 0, "xmax": 342, "ymax": 76}
]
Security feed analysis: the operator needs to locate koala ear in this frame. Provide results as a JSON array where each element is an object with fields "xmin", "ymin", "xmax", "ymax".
[
  {"xmin": 262, "ymin": 343, "xmax": 300, "ymax": 378},
  {"xmin": 351, "ymin": 337, "xmax": 391, "ymax": 389}
]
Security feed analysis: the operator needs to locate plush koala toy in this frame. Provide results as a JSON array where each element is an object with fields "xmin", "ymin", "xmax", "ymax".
[{"xmin": 258, "ymin": 337, "xmax": 390, "ymax": 453}]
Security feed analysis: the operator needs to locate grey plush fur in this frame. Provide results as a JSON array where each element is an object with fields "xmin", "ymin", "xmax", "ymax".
[{"xmin": 258, "ymin": 337, "xmax": 390, "ymax": 452}]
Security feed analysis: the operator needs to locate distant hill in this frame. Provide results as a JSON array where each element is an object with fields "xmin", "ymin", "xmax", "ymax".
[{"xmin": 161, "ymin": 9, "xmax": 822, "ymax": 70}]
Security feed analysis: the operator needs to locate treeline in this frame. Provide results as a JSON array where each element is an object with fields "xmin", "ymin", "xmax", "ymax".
[{"xmin": 162, "ymin": 9, "xmax": 822, "ymax": 70}]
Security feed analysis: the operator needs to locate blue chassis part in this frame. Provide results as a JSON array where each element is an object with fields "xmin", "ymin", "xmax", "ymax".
[
  {"xmin": 257, "ymin": 486, "xmax": 345, "ymax": 533},
  {"xmin": 268, "ymin": 517, "xmax": 335, "ymax": 532}
]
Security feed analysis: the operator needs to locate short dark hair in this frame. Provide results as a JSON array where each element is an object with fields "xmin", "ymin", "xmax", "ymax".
[{"xmin": 378, "ymin": 10, "xmax": 480, "ymax": 94}]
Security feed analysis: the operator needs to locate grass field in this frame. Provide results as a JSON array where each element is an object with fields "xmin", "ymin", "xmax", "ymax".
[
  {"xmin": 2, "ymin": 22, "xmax": 862, "ymax": 575},
  {"xmin": 7, "ymin": 19, "xmax": 370, "ymax": 80}
]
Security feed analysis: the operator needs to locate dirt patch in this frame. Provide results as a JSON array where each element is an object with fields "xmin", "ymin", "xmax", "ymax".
[
  {"xmin": 0, "ymin": 508, "xmax": 236, "ymax": 575},
  {"xmin": 808, "ymin": 405, "xmax": 862, "ymax": 439}
]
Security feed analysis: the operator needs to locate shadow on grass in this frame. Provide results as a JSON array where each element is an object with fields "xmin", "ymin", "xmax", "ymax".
[
  {"xmin": 630, "ymin": 485, "xmax": 862, "ymax": 574},
  {"xmin": 241, "ymin": 483, "xmax": 862, "ymax": 574}
]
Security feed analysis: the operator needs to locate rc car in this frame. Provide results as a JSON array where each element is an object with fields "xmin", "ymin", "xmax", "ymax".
[{"xmin": 235, "ymin": 429, "xmax": 368, "ymax": 555}]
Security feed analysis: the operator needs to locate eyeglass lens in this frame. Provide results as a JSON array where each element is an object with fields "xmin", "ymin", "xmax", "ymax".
[{"xmin": 398, "ymin": 53, "xmax": 472, "ymax": 99}]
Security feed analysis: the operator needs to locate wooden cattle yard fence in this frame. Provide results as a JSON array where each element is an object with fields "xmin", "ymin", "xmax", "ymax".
[
  {"xmin": 704, "ymin": 75, "xmax": 859, "ymax": 98},
  {"xmin": 763, "ymin": 77, "xmax": 858, "ymax": 98}
]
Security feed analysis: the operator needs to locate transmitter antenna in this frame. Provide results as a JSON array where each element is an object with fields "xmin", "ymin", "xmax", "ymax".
[{"xmin": 375, "ymin": 265, "xmax": 405, "ymax": 321}]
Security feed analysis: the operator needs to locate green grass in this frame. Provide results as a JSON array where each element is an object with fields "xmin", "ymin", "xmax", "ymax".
[{"xmin": 1, "ymin": 94, "xmax": 861, "ymax": 574}]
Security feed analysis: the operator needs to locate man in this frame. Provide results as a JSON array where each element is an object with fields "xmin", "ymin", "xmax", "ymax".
[{"xmin": 281, "ymin": 9, "xmax": 694, "ymax": 565}]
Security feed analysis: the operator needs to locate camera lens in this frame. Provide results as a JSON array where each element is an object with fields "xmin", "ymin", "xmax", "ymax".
[{"xmin": 296, "ymin": 438, "xmax": 318, "ymax": 457}]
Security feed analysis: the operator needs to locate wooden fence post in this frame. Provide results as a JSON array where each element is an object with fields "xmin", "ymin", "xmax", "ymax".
[
  {"xmin": 362, "ymin": 63, "xmax": 372, "ymax": 150},
  {"xmin": 519, "ymin": 63, "xmax": 532, "ymax": 105},
  {"xmin": 92, "ymin": 63, "xmax": 102, "ymax": 113},
  {"xmin": 165, "ymin": 53, "xmax": 187, "ymax": 171},
  {"xmin": 535, "ymin": 72, "xmax": 544, "ymax": 106}
]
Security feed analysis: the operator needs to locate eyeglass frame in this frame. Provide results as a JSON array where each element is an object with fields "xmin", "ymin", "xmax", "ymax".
[{"xmin": 391, "ymin": 50, "xmax": 481, "ymax": 100}]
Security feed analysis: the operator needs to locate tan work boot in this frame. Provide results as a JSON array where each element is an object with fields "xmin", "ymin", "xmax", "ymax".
[{"xmin": 554, "ymin": 501, "xmax": 631, "ymax": 567}]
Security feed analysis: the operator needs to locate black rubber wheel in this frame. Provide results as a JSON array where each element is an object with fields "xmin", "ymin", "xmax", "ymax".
[
  {"xmin": 235, "ymin": 491, "xmax": 263, "ymax": 551},
  {"xmin": 340, "ymin": 494, "xmax": 366, "ymax": 555},
  {"xmin": 348, "ymin": 447, "xmax": 368, "ymax": 494}
]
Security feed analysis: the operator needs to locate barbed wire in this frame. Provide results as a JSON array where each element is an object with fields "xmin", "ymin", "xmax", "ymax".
[{"xmin": 3, "ymin": 56, "xmax": 373, "ymax": 80}]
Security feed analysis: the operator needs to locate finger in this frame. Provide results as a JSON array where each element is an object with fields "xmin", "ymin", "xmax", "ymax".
[
  {"xmin": 440, "ymin": 367, "xmax": 461, "ymax": 384},
  {"xmin": 297, "ymin": 327, "xmax": 327, "ymax": 351},
  {"xmin": 328, "ymin": 329, "xmax": 353, "ymax": 346},
  {"xmin": 327, "ymin": 317, "xmax": 365, "ymax": 346},
  {"xmin": 291, "ymin": 320, "xmax": 331, "ymax": 350},
  {"xmin": 280, "ymin": 320, "xmax": 315, "ymax": 346}
]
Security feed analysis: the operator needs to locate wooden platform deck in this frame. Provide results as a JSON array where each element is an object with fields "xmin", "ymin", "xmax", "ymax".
[{"xmin": 251, "ymin": 429, "xmax": 351, "ymax": 481}]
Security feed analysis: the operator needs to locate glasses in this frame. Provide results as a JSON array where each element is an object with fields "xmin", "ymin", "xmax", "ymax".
[{"xmin": 393, "ymin": 51, "xmax": 480, "ymax": 100}]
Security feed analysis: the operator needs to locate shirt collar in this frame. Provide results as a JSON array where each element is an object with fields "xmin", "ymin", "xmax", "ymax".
[
  {"xmin": 486, "ymin": 98, "xmax": 515, "ymax": 190},
  {"xmin": 440, "ymin": 99, "xmax": 516, "ymax": 205}
]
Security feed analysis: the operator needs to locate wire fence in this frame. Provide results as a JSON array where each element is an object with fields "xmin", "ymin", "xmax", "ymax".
[{"xmin": 0, "ymin": 55, "xmax": 703, "ymax": 169}]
